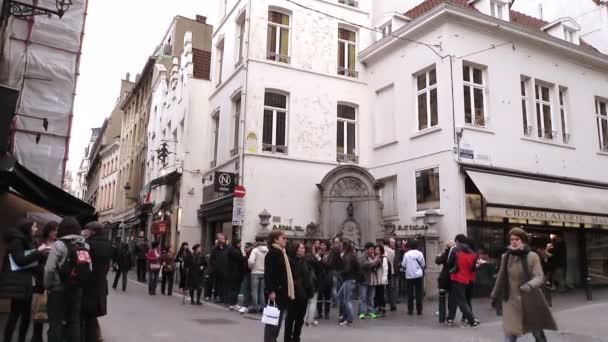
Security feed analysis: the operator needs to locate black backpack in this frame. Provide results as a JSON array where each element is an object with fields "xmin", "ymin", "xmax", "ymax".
[{"xmin": 58, "ymin": 240, "xmax": 92, "ymax": 287}]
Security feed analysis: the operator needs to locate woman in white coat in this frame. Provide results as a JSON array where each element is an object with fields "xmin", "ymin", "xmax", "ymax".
[{"xmin": 373, "ymin": 244, "xmax": 389, "ymax": 317}]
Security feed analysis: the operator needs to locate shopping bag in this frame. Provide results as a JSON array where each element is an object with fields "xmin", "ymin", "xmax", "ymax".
[
  {"xmin": 261, "ymin": 301, "xmax": 280, "ymax": 326},
  {"xmin": 32, "ymin": 292, "xmax": 48, "ymax": 322}
]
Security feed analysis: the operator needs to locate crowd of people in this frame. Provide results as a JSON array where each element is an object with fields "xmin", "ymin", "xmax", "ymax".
[
  {"xmin": 1, "ymin": 217, "xmax": 112, "ymax": 342},
  {"xmin": 1, "ymin": 217, "xmax": 558, "ymax": 342}
]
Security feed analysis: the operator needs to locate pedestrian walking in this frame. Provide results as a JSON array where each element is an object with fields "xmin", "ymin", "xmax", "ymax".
[
  {"xmin": 338, "ymin": 240, "xmax": 358, "ymax": 327},
  {"xmin": 373, "ymin": 244, "xmax": 389, "ymax": 317},
  {"xmin": 316, "ymin": 240, "xmax": 332, "ymax": 320},
  {"xmin": 31, "ymin": 221, "xmax": 58, "ymax": 342},
  {"xmin": 146, "ymin": 241, "xmax": 161, "ymax": 295},
  {"xmin": 175, "ymin": 242, "xmax": 190, "ymax": 292},
  {"xmin": 248, "ymin": 237, "xmax": 268, "ymax": 314},
  {"xmin": 161, "ymin": 247, "xmax": 176, "ymax": 296},
  {"xmin": 240, "ymin": 242, "xmax": 254, "ymax": 313},
  {"xmin": 285, "ymin": 242, "xmax": 314, "ymax": 341},
  {"xmin": 227, "ymin": 239, "xmax": 245, "ymax": 311},
  {"xmin": 304, "ymin": 242, "xmax": 322, "ymax": 327},
  {"xmin": 446, "ymin": 234, "xmax": 479, "ymax": 327},
  {"xmin": 44, "ymin": 217, "xmax": 91, "ymax": 342},
  {"xmin": 385, "ymin": 237, "xmax": 398, "ymax": 311},
  {"xmin": 402, "ymin": 239, "xmax": 426, "ymax": 316},
  {"xmin": 81, "ymin": 222, "xmax": 112, "ymax": 342},
  {"xmin": 326, "ymin": 238, "xmax": 343, "ymax": 311},
  {"xmin": 134, "ymin": 239, "xmax": 149, "ymax": 282},
  {"xmin": 1, "ymin": 219, "xmax": 49, "ymax": 342},
  {"xmin": 492, "ymin": 228, "xmax": 557, "ymax": 342},
  {"xmin": 435, "ymin": 240, "xmax": 455, "ymax": 323},
  {"xmin": 112, "ymin": 243, "xmax": 132, "ymax": 292},
  {"xmin": 185, "ymin": 244, "xmax": 206, "ymax": 305},
  {"xmin": 358, "ymin": 242, "xmax": 380, "ymax": 320}
]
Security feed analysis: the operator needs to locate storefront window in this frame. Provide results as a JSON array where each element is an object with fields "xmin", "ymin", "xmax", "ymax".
[
  {"xmin": 586, "ymin": 231, "xmax": 608, "ymax": 285},
  {"xmin": 416, "ymin": 167, "xmax": 440, "ymax": 211},
  {"xmin": 467, "ymin": 223, "xmax": 505, "ymax": 264}
]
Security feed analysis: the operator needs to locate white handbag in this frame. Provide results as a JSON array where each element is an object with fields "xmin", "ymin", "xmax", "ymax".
[{"xmin": 261, "ymin": 301, "xmax": 281, "ymax": 326}]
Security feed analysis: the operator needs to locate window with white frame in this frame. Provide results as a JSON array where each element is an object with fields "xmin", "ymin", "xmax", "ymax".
[
  {"xmin": 267, "ymin": 10, "xmax": 290, "ymax": 63},
  {"xmin": 337, "ymin": 104, "xmax": 358, "ymax": 163},
  {"xmin": 490, "ymin": 0, "xmax": 506, "ymax": 19},
  {"xmin": 596, "ymin": 98, "xmax": 608, "ymax": 151},
  {"xmin": 463, "ymin": 64, "xmax": 486, "ymax": 127},
  {"xmin": 381, "ymin": 22, "xmax": 392, "ymax": 38},
  {"xmin": 521, "ymin": 77, "xmax": 532, "ymax": 136},
  {"xmin": 232, "ymin": 96, "xmax": 241, "ymax": 156},
  {"xmin": 416, "ymin": 167, "xmax": 440, "ymax": 211},
  {"xmin": 535, "ymin": 82, "xmax": 554, "ymax": 139},
  {"xmin": 415, "ymin": 67, "xmax": 438, "ymax": 131},
  {"xmin": 338, "ymin": 28, "xmax": 357, "ymax": 78},
  {"xmin": 211, "ymin": 112, "xmax": 220, "ymax": 167},
  {"xmin": 563, "ymin": 27, "xmax": 576, "ymax": 43},
  {"xmin": 559, "ymin": 88, "xmax": 569, "ymax": 143},
  {"xmin": 216, "ymin": 39, "xmax": 224, "ymax": 86},
  {"xmin": 263, "ymin": 92, "xmax": 288, "ymax": 154},
  {"xmin": 338, "ymin": 0, "xmax": 358, "ymax": 7},
  {"xmin": 236, "ymin": 15, "xmax": 246, "ymax": 65},
  {"xmin": 380, "ymin": 177, "xmax": 398, "ymax": 217}
]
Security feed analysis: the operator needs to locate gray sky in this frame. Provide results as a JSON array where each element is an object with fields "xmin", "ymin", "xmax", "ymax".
[{"xmin": 68, "ymin": 0, "xmax": 219, "ymax": 175}]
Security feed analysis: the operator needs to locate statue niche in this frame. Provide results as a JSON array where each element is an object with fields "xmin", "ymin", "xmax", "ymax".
[{"xmin": 339, "ymin": 202, "xmax": 361, "ymax": 247}]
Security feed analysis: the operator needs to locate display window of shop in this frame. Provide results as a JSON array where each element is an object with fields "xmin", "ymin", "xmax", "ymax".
[
  {"xmin": 586, "ymin": 231, "xmax": 608, "ymax": 285},
  {"xmin": 416, "ymin": 167, "xmax": 440, "ymax": 211}
]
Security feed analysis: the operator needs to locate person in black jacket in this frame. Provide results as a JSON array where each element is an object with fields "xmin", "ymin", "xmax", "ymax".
[
  {"xmin": 133, "ymin": 239, "xmax": 149, "ymax": 282},
  {"xmin": 435, "ymin": 240, "xmax": 455, "ymax": 323},
  {"xmin": 185, "ymin": 244, "xmax": 207, "ymax": 305},
  {"xmin": 316, "ymin": 240, "xmax": 331, "ymax": 320},
  {"xmin": 112, "ymin": 243, "xmax": 132, "ymax": 291},
  {"xmin": 209, "ymin": 234, "xmax": 229, "ymax": 303},
  {"xmin": 226, "ymin": 239, "xmax": 245, "ymax": 310},
  {"xmin": 31, "ymin": 221, "xmax": 58, "ymax": 342},
  {"xmin": 284, "ymin": 242, "xmax": 313, "ymax": 342},
  {"xmin": 81, "ymin": 222, "xmax": 113, "ymax": 342},
  {"xmin": 338, "ymin": 240, "xmax": 359, "ymax": 326},
  {"xmin": 175, "ymin": 242, "xmax": 190, "ymax": 291},
  {"xmin": 264, "ymin": 231, "xmax": 293, "ymax": 342},
  {"xmin": 1, "ymin": 219, "xmax": 48, "ymax": 342}
]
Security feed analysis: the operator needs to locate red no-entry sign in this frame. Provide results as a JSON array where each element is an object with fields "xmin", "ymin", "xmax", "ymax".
[{"xmin": 234, "ymin": 185, "xmax": 246, "ymax": 198}]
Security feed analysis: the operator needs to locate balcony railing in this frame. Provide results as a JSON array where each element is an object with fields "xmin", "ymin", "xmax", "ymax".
[
  {"xmin": 523, "ymin": 125, "xmax": 534, "ymax": 136},
  {"xmin": 337, "ymin": 67, "xmax": 358, "ymax": 78},
  {"xmin": 262, "ymin": 144, "xmax": 288, "ymax": 154},
  {"xmin": 337, "ymin": 153, "xmax": 359, "ymax": 164},
  {"xmin": 267, "ymin": 52, "xmax": 290, "ymax": 64},
  {"xmin": 562, "ymin": 133, "xmax": 571, "ymax": 144},
  {"xmin": 539, "ymin": 129, "xmax": 557, "ymax": 140}
]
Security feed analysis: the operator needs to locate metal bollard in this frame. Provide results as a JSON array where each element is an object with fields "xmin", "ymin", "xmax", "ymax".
[{"xmin": 585, "ymin": 277, "xmax": 593, "ymax": 301}]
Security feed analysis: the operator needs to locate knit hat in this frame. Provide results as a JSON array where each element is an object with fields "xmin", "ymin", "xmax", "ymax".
[{"xmin": 508, "ymin": 227, "xmax": 529, "ymax": 244}]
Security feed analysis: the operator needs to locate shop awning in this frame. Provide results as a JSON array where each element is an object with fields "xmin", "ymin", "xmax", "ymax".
[
  {"xmin": 0, "ymin": 155, "xmax": 96, "ymax": 221},
  {"xmin": 465, "ymin": 169, "xmax": 608, "ymax": 216},
  {"xmin": 150, "ymin": 171, "xmax": 181, "ymax": 188}
]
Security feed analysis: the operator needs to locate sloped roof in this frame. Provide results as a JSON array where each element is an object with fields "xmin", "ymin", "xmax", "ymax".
[{"xmin": 403, "ymin": 0, "xmax": 602, "ymax": 53}]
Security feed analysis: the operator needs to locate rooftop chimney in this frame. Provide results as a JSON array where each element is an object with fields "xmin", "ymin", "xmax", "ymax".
[
  {"xmin": 125, "ymin": 72, "xmax": 130, "ymax": 81},
  {"xmin": 196, "ymin": 15, "xmax": 207, "ymax": 24}
]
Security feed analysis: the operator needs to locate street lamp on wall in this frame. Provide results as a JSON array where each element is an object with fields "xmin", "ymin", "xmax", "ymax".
[{"xmin": 3, "ymin": 0, "xmax": 72, "ymax": 20}]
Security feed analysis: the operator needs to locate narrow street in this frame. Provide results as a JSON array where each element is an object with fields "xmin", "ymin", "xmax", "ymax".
[{"xmin": 98, "ymin": 277, "xmax": 608, "ymax": 342}]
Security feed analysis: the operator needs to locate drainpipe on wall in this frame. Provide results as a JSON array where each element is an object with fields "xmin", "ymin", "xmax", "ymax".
[{"xmin": 238, "ymin": 0, "xmax": 253, "ymax": 187}]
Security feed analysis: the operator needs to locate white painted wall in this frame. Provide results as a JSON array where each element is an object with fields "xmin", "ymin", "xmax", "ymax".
[{"xmin": 513, "ymin": 0, "xmax": 608, "ymax": 54}]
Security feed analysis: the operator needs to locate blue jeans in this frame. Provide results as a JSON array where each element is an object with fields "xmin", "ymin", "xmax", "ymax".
[
  {"xmin": 358, "ymin": 284, "xmax": 376, "ymax": 315},
  {"xmin": 338, "ymin": 280, "xmax": 355, "ymax": 322},
  {"xmin": 250, "ymin": 273, "xmax": 265, "ymax": 311}
]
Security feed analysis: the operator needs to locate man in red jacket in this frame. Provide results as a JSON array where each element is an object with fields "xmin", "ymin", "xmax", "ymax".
[{"xmin": 446, "ymin": 234, "xmax": 479, "ymax": 327}]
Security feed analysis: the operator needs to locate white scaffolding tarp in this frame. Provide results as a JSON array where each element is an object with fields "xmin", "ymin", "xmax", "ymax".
[{"xmin": 0, "ymin": 0, "xmax": 87, "ymax": 186}]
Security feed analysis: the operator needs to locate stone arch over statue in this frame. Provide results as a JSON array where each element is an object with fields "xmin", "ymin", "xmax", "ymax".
[{"xmin": 317, "ymin": 165, "xmax": 383, "ymax": 249}]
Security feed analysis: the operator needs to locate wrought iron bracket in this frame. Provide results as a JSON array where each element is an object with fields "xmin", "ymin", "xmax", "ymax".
[{"xmin": 3, "ymin": 0, "xmax": 67, "ymax": 20}]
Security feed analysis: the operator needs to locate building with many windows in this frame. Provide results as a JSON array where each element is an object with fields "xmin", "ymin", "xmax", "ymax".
[{"xmin": 201, "ymin": 0, "xmax": 608, "ymax": 294}]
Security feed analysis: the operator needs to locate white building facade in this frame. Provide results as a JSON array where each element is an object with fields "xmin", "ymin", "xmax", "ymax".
[
  {"xmin": 145, "ymin": 16, "xmax": 213, "ymax": 249},
  {"xmin": 201, "ymin": 0, "xmax": 608, "ymax": 292}
]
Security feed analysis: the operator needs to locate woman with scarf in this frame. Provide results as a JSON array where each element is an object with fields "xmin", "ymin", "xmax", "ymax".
[
  {"xmin": 285, "ymin": 242, "xmax": 313, "ymax": 341},
  {"xmin": 491, "ymin": 228, "xmax": 557, "ymax": 342},
  {"xmin": 263, "ymin": 231, "xmax": 294, "ymax": 342}
]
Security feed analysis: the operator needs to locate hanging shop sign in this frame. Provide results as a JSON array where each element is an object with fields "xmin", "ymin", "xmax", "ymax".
[
  {"xmin": 487, "ymin": 207, "xmax": 608, "ymax": 226},
  {"xmin": 214, "ymin": 171, "xmax": 236, "ymax": 193}
]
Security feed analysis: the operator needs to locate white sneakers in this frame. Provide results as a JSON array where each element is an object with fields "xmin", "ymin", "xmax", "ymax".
[{"xmin": 238, "ymin": 307, "xmax": 248, "ymax": 314}]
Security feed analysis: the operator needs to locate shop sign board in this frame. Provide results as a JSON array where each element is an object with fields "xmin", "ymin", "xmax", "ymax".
[
  {"xmin": 214, "ymin": 171, "xmax": 236, "ymax": 193},
  {"xmin": 232, "ymin": 197, "xmax": 245, "ymax": 226},
  {"xmin": 487, "ymin": 207, "xmax": 608, "ymax": 226}
]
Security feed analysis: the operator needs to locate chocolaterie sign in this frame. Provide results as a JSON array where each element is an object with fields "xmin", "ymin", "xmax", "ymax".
[{"xmin": 487, "ymin": 207, "xmax": 608, "ymax": 225}]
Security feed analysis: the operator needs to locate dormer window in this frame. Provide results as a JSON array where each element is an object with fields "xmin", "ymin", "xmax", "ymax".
[
  {"xmin": 490, "ymin": 0, "xmax": 506, "ymax": 20},
  {"xmin": 381, "ymin": 22, "xmax": 392, "ymax": 38},
  {"xmin": 563, "ymin": 27, "xmax": 576, "ymax": 43}
]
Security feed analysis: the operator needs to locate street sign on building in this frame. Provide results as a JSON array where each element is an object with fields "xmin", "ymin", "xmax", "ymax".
[
  {"xmin": 214, "ymin": 171, "xmax": 236, "ymax": 193},
  {"xmin": 232, "ymin": 197, "xmax": 245, "ymax": 226}
]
